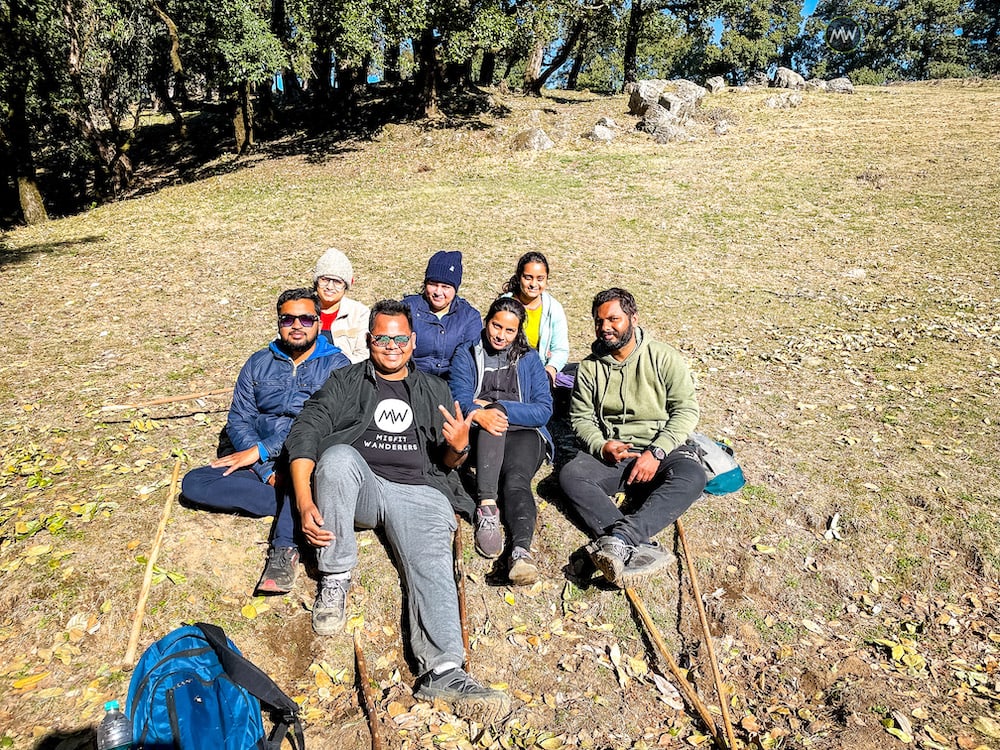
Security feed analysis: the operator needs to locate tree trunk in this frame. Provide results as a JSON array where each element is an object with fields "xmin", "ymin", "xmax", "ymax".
[
  {"xmin": 479, "ymin": 50, "xmax": 497, "ymax": 85},
  {"xmin": 529, "ymin": 20, "xmax": 585, "ymax": 95},
  {"xmin": 311, "ymin": 42, "xmax": 334, "ymax": 104},
  {"xmin": 622, "ymin": 0, "xmax": 646, "ymax": 89},
  {"xmin": 231, "ymin": 79, "xmax": 254, "ymax": 154},
  {"xmin": 567, "ymin": 30, "xmax": 590, "ymax": 90},
  {"xmin": 149, "ymin": 0, "xmax": 190, "ymax": 119},
  {"xmin": 417, "ymin": 27, "xmax": 440, "ymax": 118},
  {"xmin": 384, "ymin": 40, "xmax": 401, "ymax": 83},
  {"xmin": 6, "ymin": 88, "xmax": 48, "ymax": 224},
  {"xmin": 523, "ymin": 33, "xmax": 545, "ymax": 94}
]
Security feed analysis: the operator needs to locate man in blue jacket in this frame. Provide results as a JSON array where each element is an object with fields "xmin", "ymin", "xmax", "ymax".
[{"xmin": 181, "ymin": 288, "xmax": 350, "ymax": 594}]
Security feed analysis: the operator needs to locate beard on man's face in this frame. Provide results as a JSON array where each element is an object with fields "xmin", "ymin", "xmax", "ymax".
[{"xmin": 594, "ymin": 322, "xmax": 634, "ymax": 355}]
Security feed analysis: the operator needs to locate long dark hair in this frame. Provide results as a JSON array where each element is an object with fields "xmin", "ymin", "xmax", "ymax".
[
  {"xmin": 484, "ymin": 296, "xmax": 531, "ymax": 363},
  {"xmin": 502, "ymin": 251, "xmax": 549, "ymax": 298}
]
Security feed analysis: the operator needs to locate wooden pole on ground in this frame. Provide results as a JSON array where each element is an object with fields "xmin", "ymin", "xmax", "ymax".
[
  {"xmin": 101, "ymin": 387, "xmax": 232, "ymax": 412},
  {"xmin": 354, "ymin": 627, "xmax": 384, "ymax": 750},
  {"xmin": 624, "ymin": 586, "xmax": 727, "ymax": 750},
  {"xmin": 124, "ymin": 457, "xmax": 182, "ymax": 666},
  {"xmin": 453, "ymin": 515, "xmax": 471, "ymax": 665},
  {"xmin": 676, "ymin": 519, "xmax": 739, "ymax": 750}
]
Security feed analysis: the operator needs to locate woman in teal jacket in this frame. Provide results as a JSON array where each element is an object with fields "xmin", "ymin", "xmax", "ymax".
[
  {"xmin": 450, "ymin": 297, "xmax": 554, "ymax": 585},
  {"xmin": 501, "ymin": 251, "xmax": 570, "ymax": 384}
]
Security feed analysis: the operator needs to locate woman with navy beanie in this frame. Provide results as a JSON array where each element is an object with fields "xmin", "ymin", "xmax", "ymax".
[{"xmin": 403, "ymin": 251, "xmax": 483, "ymax": 381}]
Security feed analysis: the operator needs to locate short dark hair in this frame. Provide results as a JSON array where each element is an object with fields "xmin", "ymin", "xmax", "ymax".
[
  {"xmin": 369, "ymin": 299, "xmax": 413, "ymax": 332},
  {"xmin": 592, "ymin": 288, "xmax": 637, "ymax": 318},
  {"xmin": 277, "ymin": 288, "xmax": 321, "ymax": 315}
]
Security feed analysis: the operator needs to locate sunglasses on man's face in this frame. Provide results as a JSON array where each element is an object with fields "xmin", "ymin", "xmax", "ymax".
[
  {"xmin": 278, "ymin": 314, "xmax": 319, "ymax": 328},
  {"xmin": 370, "ymin": 334, "xmax": 412, "ymax": 348}
]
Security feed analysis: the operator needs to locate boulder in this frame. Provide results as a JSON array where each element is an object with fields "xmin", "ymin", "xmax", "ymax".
[
  {"xmin": 705, "ymin": 76, "xmax": 726, "ymax": 94},
  {"xmin": 638, "ymin": 103, "xmax": 685, "ymax": 143},
  {"xmin": 764, "ymin": 92, "xmax": 803, "ymax": 109},
  {"xmin": 714, "ymin": 120, "xmax": 729, "ymax": 136},
  {"xmin": 773, "ymin": 67, "xmax": 806, "ymax": 89},
  {"xmin": 827, "ymin": 77, "xmax": 855, "ymax": 94},
  {"xmin": 747, "ymin": 71, "xmax": 770, "ymax": 88},
  {"xmin": 596, "ymin": 116, "xmax": 618, "ymax": 129},
  {"xmin": 628, "ymin": 78, "xmax": 706, "ymax": 116},
  {"xmin": 804, "ymin": 78, "xmax": 829, "ymax": 91},
  {"xmin": 586, "ymin": 124, "xmax": 615, "ymax": 142},
  {"xmin": 512, "ymin": 128, "xmax": 554, "ymax": 151}
]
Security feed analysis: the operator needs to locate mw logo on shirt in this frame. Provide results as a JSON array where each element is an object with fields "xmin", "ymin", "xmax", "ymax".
[{"xmin": 374, "ymin": 398, "xmax": 413, "ymax": 432}]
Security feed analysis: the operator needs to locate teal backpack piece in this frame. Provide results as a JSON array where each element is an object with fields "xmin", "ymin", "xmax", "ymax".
[
  {"xmin": 686, "ymin": 432, "xmax": 746, "ymax": 495},
  {"xmin": 126, "ymin": 623, "xmax": 304, "ymax": 750}
]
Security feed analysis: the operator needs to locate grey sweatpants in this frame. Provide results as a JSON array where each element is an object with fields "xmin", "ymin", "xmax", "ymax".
[{"xmin": 314, "ymin": 444, "xmax": 464, "ymax": 674}]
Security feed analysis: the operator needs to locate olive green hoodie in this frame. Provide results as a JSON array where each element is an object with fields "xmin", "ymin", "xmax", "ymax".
[{"xmin": 569, "ymin": 327, "xmax": 699, "ymax": 458}]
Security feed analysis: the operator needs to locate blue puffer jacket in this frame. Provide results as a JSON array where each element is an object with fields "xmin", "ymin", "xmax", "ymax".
[
  {"xmin": 449, "ymin": 338, "xmax": 555, "ymax": 461},
  {"xmin": 227, "ymin": 336, "xmax": 350, "ymax": 482},
  {"xmin": 403, "ymin": 293, "xmax": 483, "ymax": 380}
]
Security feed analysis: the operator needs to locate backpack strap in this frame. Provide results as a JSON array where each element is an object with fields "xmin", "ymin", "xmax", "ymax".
[{"xmin": 195, "ymin": 623, "xmax": 306, "ymax": 750}]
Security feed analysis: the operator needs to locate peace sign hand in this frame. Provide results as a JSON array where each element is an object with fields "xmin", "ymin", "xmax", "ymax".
[{"xmin": 439, "ymin": 401, "xmax": 474, "ymax": 456}]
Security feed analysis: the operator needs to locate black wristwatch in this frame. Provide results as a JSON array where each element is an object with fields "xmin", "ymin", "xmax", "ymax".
[
  {"xmin": 648, "ymin": 446, "xmax": 666, "ymax": 461},
  {"xmin": 453, "ymin": 443, "xmax": 471, "ymax": 455}
]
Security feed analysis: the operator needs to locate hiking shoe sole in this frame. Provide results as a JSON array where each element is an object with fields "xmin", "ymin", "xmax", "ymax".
[
  {"xmin": 619, "ymin": 544, "xmax": 676, "ymax": 589},
  {"xmin": 414, "ymin": 685, "xmax": 512, "ymax": 723},
  {"xmin": 508, "ymin": 557, "xmax": 539, "ymax": 586}
]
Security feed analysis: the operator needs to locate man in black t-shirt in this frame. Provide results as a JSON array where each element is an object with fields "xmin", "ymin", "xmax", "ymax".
[{"xmin": 285, "ymin": 300, "xmax": 510, "ymax": 721}]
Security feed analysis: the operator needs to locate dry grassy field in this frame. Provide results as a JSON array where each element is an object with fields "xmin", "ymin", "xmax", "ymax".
[{"xmin": 1, "ymin": 79, "xmax": 999, "ymax": 750}]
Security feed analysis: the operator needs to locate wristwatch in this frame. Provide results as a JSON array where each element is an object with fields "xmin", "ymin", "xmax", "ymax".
[
  {"xmin": 648, "ymin": 446, "xmax": 666, "ymax": 462},
  {"xmin": 453, "ymin": 443, "xmax": 471, "ymax": 455}
]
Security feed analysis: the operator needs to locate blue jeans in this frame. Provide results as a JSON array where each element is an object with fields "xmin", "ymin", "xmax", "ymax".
[
  {"xmin": 313, "ymin": 445, "xmax": 464, "ymax": 674},
  {"xmin": 181, "ymin": 465, "xmax": 295, "ymax": 548},
  {"xmin": 558, "ymin": 445, "xmax": 706, "ymax": 546}
]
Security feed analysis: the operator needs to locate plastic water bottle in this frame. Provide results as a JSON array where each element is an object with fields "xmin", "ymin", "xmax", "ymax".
[{"xmin": 96, "ymin": 700, "xmax": 132, "ymax": 750}]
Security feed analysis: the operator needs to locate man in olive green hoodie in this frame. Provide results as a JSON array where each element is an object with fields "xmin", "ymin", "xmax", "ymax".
[{"xmin": 560, "ymin": 288, "xmax": 706, "ymax": 588}]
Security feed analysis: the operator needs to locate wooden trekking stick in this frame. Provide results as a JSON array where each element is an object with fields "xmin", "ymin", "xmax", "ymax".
[
  {"xmin": 453, "ymin": 515, "xmax": 471, "ymax": 665},
  {"xmin": 101, "ymin": 387, "xmax": 232, "ymax": 412},
  {"xmin": 624, "ymin": 586, "xmax": 727, "ymax": 750},
  {"xmin": 124, "ymin": 458, "xmax": 182, "ymax": 666},
  {"xmin": 353, "ymin": 628, "xmax": 384, "ymax": 750},
  {"xmin": 676, "ymin": 519, "xmax": 739, "ymax": 750}
]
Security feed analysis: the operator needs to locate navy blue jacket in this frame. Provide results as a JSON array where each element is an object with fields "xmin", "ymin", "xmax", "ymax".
[
  {"xmin": 402, "ymin": 293, "xmax": 482, "ymax": 380},
  {"xmin": 227, "ymin": 336, "xmax": 349, "ymax": 483},
  {"xmin": 449, "ymin": 339, "xmax": 555, "ymax": 461}
]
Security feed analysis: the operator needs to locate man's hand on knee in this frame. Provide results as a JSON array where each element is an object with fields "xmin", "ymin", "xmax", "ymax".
[{"xmin": 300, "ymin": 501, "xmax": 334, "ymax": 547}]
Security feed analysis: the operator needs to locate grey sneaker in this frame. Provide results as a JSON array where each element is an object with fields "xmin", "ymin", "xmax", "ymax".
[
  {"xmin": 620, "ymin": 541, "xmax": 676, "ymax": 588},
  {"xmin": 588, "ymin": 536, "xmax": 676, "ymax": 588},
  {"xmin": 312, "ymin": 575, "xmax": 349, "ymax": 635},
  {"xmin": 587, "ymin": 534, "xmax": 632, "ymax": 587},
  {"xmin": 256, "ymin": 546, "xmax": 300, "ymax": 594},
  {"xmin": 508, "ymin": 546, "xmax": 539, "ymax": 586},
  {"xmin": 474, "ymin": 504, "xmax": 503, "ymax": 559},
  {"xmin": 414, "ymin": 667, "xmax": 511, "ymax": 721}
]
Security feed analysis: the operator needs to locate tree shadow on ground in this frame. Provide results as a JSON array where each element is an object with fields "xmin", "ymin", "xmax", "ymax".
[
  {"xmin": 124, "ymin": 83, "xmax": 507, "ymax": 203},
  {"xmin": 0, "ymin": 235, "xmax": 106, "ymax": 271}
]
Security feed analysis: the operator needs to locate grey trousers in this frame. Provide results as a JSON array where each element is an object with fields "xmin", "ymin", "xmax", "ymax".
[{"xmin": 314, "ymin": 444, "xmax": 464, "ymax": 674}]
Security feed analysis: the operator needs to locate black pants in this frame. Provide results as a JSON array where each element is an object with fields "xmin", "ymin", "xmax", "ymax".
[
  {"xmin": 475, "ymin": 428, "xmax": 546, "ymax": 550},
  {"xmin": 558, "ymin": 445, "xmax": 706, "ymax": 546}
]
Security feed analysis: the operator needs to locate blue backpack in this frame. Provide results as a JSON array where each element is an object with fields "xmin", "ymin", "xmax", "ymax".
[
  {"xmin": 126, "ymin": 623, "xmax": 305, "ymax": 750},
  {"xmin": 686, "ymin": 432, "xmax": 746, "ymax": 495}
]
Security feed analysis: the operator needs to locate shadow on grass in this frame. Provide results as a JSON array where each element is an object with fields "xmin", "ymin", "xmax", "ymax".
[{"xmin": 0, "ymin": 235, "xmax": 106, "ymax": 271}]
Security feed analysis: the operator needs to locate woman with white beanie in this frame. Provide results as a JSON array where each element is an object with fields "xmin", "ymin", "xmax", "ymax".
[{"xmin": 313, "ymin": 248, "xmax": 371, "ymax": 363}]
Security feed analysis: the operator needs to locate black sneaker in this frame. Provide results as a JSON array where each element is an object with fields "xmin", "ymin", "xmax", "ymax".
[
  {"xmin": 508, "ymin": 546, "xmax": 539, "ymax": 586},
  {"xmin": 414, "ymin": 667, "xmax": 511, "ymax": 721},
  {"xmin": 474, "ymin": 504, "xmax": 503, "ymax": 559},
  {"xmin": 256, "ymin": 546, "xmax": 300, "ymax": 594},
  {"xmin": 312, "ymin": 575, "xmax": 349, "ymax": 635}
]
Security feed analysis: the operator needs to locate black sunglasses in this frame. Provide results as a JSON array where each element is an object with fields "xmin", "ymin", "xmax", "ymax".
[{"xmin": 278, "ymin": 314, "xmax": 319, "ymax": 328}]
